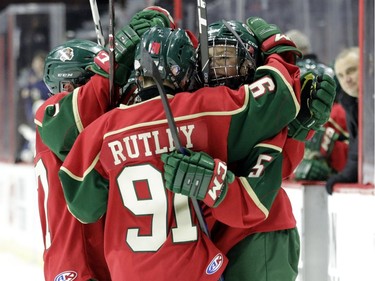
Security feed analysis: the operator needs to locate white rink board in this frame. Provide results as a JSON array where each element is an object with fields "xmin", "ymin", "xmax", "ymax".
[
  {"xmin": 0, "ymin": 163, "xmax": 374, "ymax": 280},
  {"xmin": 286, "ymin": 186, "xmax": 375, "ymax": 281},
  {"xmin": 0, "ymin": 163, "xmax": 43, "ymax": 279},
  {"xmin": 327, "ymin": 192, "xmax": 375, "ymax": 281}
]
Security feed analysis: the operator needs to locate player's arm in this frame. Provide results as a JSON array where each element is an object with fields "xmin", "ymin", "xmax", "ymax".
[
  {"xmin": 162, "ymin": 129, "xmax": 288, "ymax": 228},
  {"xmin": 58, "ymin": 120, "xmax": 109, "ymax": 223},
  {"xmin": 227, "ymin": 56, "xmax": 300, "ymax": 163}
]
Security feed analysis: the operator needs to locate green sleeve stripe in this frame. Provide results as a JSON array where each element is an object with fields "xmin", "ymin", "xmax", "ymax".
[
  {"xmin": 72, "ymin": 87, "xmax": 84, "ymax": 133},
  {"xmin": 257, "ymin": 65, "xmax": 300, "ymax": 117},
  {"xmin": 239, "ymin": 177, "xmax": 269, "ymax": 219},
  {"xmin": 254, "ymin": 143, "xmax": 283, "ymax": 152},
  {"xmin": 60, "ymin": 153, "xmax": 100, "ymax": 181}
]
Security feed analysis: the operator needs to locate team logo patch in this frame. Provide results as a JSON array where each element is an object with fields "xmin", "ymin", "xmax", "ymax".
[
  {"xmin": 59, "ymin": 47, "xmax": 74, "ymax": 62},
  {"xmin": 170, "ymin": 65, "xmax": 181, "ymax": 76},
  {"xmin": 206, "ymin": 253, "xmax": 224, "ymax": 275},
  {"xmin": 54, "ymin": 271, "xmax": 78, "ymax": 281}
]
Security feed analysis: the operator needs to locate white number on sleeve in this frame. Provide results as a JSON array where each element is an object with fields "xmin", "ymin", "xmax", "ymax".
[
  {"xmin": 249, "ymin": 77, "xmax": 275, "ymax": 98},
  {"xmin": 248, "ymin": 154, "xmax": 273, "ymax": 177}
]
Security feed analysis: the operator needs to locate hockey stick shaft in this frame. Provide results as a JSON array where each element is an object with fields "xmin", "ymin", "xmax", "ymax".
[
  {"xmin": 197, "ymin": 0, "xmax": 209, "ymax": 85},
  {"xmin": 140, "ymin": 47, "xmax": 210, "ymax": 237},
  {"xmin": 222, "ymin": 20, "xmax": 255, "ymax": 63},
  {"xmin": 108, "ymin": 0, "xmax": 116, "ymax": 108},
  {"xmin": 89, "ymin": 0, "xmax": 106, "ymax": 46}
]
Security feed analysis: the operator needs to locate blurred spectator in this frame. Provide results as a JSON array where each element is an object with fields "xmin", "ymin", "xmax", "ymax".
[
  {"xmin": 325, "ymin": 47, "xmax": 359, "ymax": 194},
  {"xmin": 16, "ymin": 51, "xmax": 50, "ymax": 163},
  {"xmin": 285, "ymin": 29, "xmax": 335, "ymax": 77},
  {"xmin": 286, "ymin": 29, "xmax": 349, "ymax": 183}
]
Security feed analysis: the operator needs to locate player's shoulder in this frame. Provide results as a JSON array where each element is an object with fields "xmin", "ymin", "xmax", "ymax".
[
  {"xmin": 178, "ymin": 86, "xmax": 247, "ymax": 113},
  {"xmin": 34, "ymin": 92, "xmax": 69, "ymax": 124}
]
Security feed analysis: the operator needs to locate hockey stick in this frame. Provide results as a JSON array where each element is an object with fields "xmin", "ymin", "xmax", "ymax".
[
  {"xmin": 140, "ymin": 47, "xmax": 210, "ymax": 237},
  {"xmin": 197, "ymin": 0, "xmax": 209, "ymax": 86},
  {"xmin": 108, "ymin": 0, "xmax": 116, "ymax": 108},
  {"xmin": 89, "ymin": 0, "xmax": 106, "ymax": 46}
]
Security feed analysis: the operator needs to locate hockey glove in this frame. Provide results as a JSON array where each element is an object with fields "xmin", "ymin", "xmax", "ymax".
[
  {"xmin": 86, "ymin": 50, "xmax": 131, "ymax": 86},
  {"xmin": 305, "ymin": 127, "xmax": 339, "ymax": 158},
  {"xmin": 246, "ymin": 17, "xmax": 302, "ymax": 61},
  {"xmin": 115, "ymin": 8, "xmax": 173, "ymax": 66},
  {"xmin": 294, "ymin": 158, "xmax": 332, "ymax": 181},
  {"xmin": 161, "ymin": 150, "xmax": 235, "ymax": 208},
  {"xmin": 288, "ymin": 72, "xmax": 336, "ymax": 141},
  {"xmin": 88, "ymin": 7, "xmax": 174, "ymax": 86}
]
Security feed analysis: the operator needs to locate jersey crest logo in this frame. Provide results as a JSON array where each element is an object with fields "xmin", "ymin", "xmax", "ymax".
[
  {"xmin": 58, "ymin": 47, "xmax": 74, "ymax": 62},
  {"xmin": 54, "ymin": 271, "xmax": 78, "ymax": 281},
  {"xmin": 206, "ymin": 253, "xmax": 224, "ymax": 275}
]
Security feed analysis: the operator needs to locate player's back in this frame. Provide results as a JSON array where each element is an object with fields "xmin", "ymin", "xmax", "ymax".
[{"xmin": 93, "ymin": 90, "xmax": 241, "ymax": 280}]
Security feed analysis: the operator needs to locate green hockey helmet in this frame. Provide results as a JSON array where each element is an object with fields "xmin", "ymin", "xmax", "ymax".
[
  {"xmin": 207, "ymin": 20, "xmax": 259, "ymax": 89},
  {"xmin": 43, "ymin": 39, "xmax": 103, "ymax": 95},
  {"xmin": 134, "ymin": 26, "xmax": 196, "ymax": 93}
]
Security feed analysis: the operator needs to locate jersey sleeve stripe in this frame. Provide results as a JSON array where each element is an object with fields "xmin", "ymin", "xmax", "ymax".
[
  {"xmin": 239, "ymin": 177, "xmax": 269, "ymax": 219},
  {"xmin": 60, "ymin": 153, "xmax": 100, "ymax": 181},
  {"xmin": 72, "ymin": 87, "xmax": 85, "ymax": 133},
  {"xmin": 254, "ymin": 143, "xmax": 283, "ymax": 152}
]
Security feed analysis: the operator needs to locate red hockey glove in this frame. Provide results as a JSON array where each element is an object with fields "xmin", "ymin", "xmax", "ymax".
[{"xmin": 86, "ymin": 50, "xmax": 130, "ymax": 86}]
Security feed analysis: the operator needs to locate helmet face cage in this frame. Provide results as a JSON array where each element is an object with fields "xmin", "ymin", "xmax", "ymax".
[
  {"xmin": 134, "ymin": 26, "xmax": 196, "ymax": 92},
  {"xmin": 44, "ymin": 39, "xmax": 103, "ymax": 95},
  {"xmin": 207, "ymin": 20, "xmax": 258, "ymax": 89}
]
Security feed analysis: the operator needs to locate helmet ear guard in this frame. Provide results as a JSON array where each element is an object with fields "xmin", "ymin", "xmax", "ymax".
[{"xmin": 43, "ymin": 39, "xmax": 104, "ymax": 95}]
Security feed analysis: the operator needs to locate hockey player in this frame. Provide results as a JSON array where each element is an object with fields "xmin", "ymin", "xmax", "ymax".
[
  {"xmin": 35, "ymin": 39, "xmax": 111, "ymax": 281},
  {"xmin": 162, "ymin": 19, "xmax": 335, "ymax": 281},
  {"xmin": 57, "ymin": 21, "xmax": 315, "ymax": 280},
  {"xmin": 34, "ymin": 6, "xmax": 175, "ymax": 280}
]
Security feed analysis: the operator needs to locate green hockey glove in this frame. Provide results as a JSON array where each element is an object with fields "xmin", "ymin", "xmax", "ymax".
[
  {"xmin": 115, "ymin": 8, "xmax": 173, "ymax": 66},
  {"xmin": 305, "ymin": 127, "xmax": 339, "ymax": 158},
  {"xmin": 288, "ymin": 72, "xmax": 336, "ymax": 141},
  {"xmin": 246, "ymin": 17, "xmax": 302, "ymax": 59},
  {"xmin": 294, "ymin": 158, "xmax": 332, "ymax": 181},
  {"xmin": 161, "ymin": 150, "xmax": 235, "ymax": 208}
]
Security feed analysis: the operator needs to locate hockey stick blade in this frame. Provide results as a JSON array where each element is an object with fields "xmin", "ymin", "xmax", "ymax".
[{"xmin": 140, "ymin": 46, "xmax": 210, "ymax": 237}]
